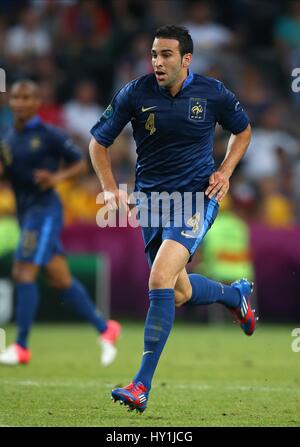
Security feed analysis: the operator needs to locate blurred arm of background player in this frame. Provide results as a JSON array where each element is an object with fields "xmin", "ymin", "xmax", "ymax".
[
  {"xmin": 34, "ymin": 159, "xmax": 87, "ymax": 191},
  {"xmin": 0, "ymin": 160, "xmax": 4, "ymax": 177},
  {"xmin": 89, "ymin": 137, "xmax": 129, "ymax": 213}
]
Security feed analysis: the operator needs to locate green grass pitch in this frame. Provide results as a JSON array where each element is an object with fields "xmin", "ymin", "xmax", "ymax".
[{"xmin": 0, "ymin": 322, "xmax": 299, "ymax": 427}]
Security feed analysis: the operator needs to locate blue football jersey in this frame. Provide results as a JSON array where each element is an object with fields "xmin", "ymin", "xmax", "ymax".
[
  {"xmin": 0, "ymin": 116, "xmax": 83, "ymax": 218},
  {"xmin": 90, "ymin": 71, "xmax": 250, "ymax": 193}
]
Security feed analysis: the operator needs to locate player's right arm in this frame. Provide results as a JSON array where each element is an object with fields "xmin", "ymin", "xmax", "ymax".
[{"xmin": 89, "ymin": 82, "xmax": 135, "ymax": 212}]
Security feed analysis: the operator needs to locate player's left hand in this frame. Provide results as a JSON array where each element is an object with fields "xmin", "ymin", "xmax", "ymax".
[
  {"xmin": 205, "ymin": 171, "xmax": 229, "ymax": 202},
  {"xmin": 34, "ymin": 169, "xmax": 59, "ymax": 190}
]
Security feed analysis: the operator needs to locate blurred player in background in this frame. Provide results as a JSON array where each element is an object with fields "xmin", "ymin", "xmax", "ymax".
[
  {"xmin": 89, "ymin": 25, "xmax": 256, "ymax": 413},
  {"xmin": 0, "ymin": 80, "xmax": 121, "ymax": 366}
]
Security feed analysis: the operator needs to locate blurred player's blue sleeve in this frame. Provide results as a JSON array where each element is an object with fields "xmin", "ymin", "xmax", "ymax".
[
  {"xmin": 216, "ymin": 82, "xmax": 250, "ymax": 134},
  {"xmin": 90, "ymin": 82, "xmax": 134, "ymax": 148},
  {"xmin": 50, "ymin": 127, "xmax": 83, "ymax": 164}
]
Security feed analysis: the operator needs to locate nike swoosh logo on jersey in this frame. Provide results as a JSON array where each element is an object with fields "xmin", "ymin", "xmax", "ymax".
[
  {"xmin": 141, "ymin": 106, "xmax": 157, "ymax": 112},
  {"xmin": 143, "ymin": 351, "xmax": 153, "ymax": 356},
  {"xmin": 181, "ymin": 231, "xmax": 196, "ymax": 238}
]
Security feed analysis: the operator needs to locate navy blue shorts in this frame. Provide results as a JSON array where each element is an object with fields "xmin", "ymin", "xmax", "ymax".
[
  {"xmin": 15, "ymin": 205, "xmax": 65, "ymax": 266},
  {"xmin": 140, "ymin": 194, "xmax": 219, "ymax": 267}
]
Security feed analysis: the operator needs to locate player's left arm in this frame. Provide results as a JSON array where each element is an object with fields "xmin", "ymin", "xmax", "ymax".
[
  {"xmin": 205, "ymin": 124, "xmax": 251, "ymax": 202},
  {"xmin": 207, "ymin": 82, "xmax": 252, "ymax": 202}
]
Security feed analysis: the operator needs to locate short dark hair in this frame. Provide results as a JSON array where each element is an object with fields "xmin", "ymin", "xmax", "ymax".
[
  {"xmin": 154, "ymin": 25, "xmax": 193, "ymax": 57},
  {"xmin": 11, "ymin": 80, "xmax": 40, "ymax": 98}
]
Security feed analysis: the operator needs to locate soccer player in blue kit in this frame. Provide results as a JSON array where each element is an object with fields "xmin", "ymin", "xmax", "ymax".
[
  {"xmin": 0, "ymin": 81, "xmax": 121, "ymax": 366},
  {"xmin": 89, "ymin": 25, "xmax": 256, "ymax": 413}
]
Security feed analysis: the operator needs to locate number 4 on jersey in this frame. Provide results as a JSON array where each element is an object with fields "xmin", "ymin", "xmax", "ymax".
[{"xmin": 145, "ymin": 113, "xmax": 156, "ymax": 135}]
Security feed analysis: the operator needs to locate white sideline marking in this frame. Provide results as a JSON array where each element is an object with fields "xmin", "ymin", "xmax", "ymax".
[
  {"xmin": 173, "ymin": 384, "xmax": 300, "ymax": 394},
  {"xmin": 1, "ymin": 379, "xmax": 300, "ymax": 394}
]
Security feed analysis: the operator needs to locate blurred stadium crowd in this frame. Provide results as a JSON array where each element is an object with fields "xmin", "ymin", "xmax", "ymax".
[{"xmin": 1, "ymin": 0, "xmax": 300, "ymax": 231}]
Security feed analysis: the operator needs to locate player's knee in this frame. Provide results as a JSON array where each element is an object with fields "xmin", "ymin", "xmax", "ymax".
[
  {"xmin": 174, "ymin": 284, "xmax": 192, "ymax": 308},
  {"xmin": 12, "ymin": 265, "xmax": 38, "ymax": 283},
  {"xmin": 174, "ymin": 291, "xmax": 185, "ymax": 307},
  {"xmin": 174, "ymin": 290, "xmax": 190, "ymax": 308},
  {"xmin": 148, "ymin": 268, "xmax": 172, "ymax": 289},
  {"xmin": 48, "ymin": 275, "xmax": 72, "ymax": 290},
  {"xmin": 45, "ymin": 258, "xmax": 72, "ymax": 289}
]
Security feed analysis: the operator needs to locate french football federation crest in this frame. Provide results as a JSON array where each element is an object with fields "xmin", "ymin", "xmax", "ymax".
[
  {"xmin": 30, "ymin": 137, "xmax": 41, "ymax": 150},
  {"xmin": 189, "ymin": 98, "xmax": 206, "ymax": 121}
]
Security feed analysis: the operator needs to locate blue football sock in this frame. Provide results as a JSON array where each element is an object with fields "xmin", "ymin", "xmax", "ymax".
[
  {"xmin": 16, "ymin": 282, "xmax": 39, "ymax": 349},
  {"xmin": 60, "ymin": 278, "xmax": 107, "ymax": 333},
  {"xmin": 188, "ymin": 273, "xmax": 240, "ymax": 308},
  {"xmin": 133, "ymin": 288, "xmax": 175, "ymax": 390}
]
